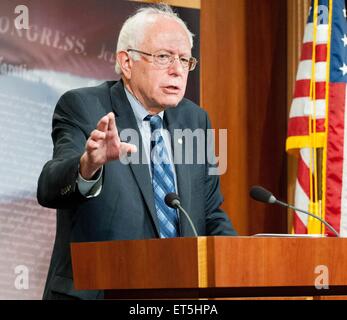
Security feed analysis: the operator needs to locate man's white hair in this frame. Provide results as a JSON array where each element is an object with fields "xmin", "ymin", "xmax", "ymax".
[{"xmin": 115, "ymin": 3, "xmax": 194, "ymax": 75}]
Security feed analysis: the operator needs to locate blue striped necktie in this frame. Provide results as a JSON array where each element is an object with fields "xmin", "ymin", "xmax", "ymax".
[{"xmin": 145, "ymin": 115, "xmax": 179, "ymax": 238}]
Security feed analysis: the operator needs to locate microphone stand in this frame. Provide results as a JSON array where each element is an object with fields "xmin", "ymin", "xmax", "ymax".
[{"xmin": 275, "ymin": 200, "xmax": 340, "ymax": 237}]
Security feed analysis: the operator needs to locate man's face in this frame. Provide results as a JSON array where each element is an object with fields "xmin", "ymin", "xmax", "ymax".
[{"xmin": 127, "ymin": 18, "xmax": 191, "ymax": 113}]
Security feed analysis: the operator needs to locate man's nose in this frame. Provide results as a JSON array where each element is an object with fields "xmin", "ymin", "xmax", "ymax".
[{"xmin": 168, "ymin": 57, "xmax": 184, "ymax": 75}]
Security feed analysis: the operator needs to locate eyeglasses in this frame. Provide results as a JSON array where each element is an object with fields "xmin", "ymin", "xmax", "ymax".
[{"xmin": 127, "ymin": 49, "xmax": 198, "ymax": 71}]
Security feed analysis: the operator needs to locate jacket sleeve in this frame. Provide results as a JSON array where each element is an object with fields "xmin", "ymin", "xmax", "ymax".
[
  {"xmin": 203, "ymin": 113, "xmax": 238, "ymax": 236},
  {"xmin": 37, "ymin": 91, "xmax": 96, "ymax": 209}
]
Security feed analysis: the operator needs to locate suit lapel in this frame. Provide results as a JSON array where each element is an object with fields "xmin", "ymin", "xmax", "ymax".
[
  {"xmin": 164, "ymin": 108, "xmax": 192, "ymax": 236},
  {"xmin": 109, "ymin": 81, "xmax": 160, "ymax": 236}
]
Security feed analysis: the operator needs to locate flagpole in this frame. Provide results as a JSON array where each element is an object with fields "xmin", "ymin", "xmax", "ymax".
[
  {"xmin": 321, "ymin": 0, "xmax": 334, "ymax": 235},
  {"xmin": 286, "ymin": 0, "xmax": 310, "ymax": 233},
  {"xmin": 307, "ymin": 0, "xmax": 322, "ymax": 234}
]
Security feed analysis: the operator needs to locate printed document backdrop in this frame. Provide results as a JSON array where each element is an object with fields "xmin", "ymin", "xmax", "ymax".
[{"xmin": 0, "ymin": 0, "xmax": 199, "ymax": 299}]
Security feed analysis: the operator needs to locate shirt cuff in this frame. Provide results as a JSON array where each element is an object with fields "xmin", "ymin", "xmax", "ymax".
[{"xmin": 77, "ymin": 166, "xmax": 103, "ymax": 198}]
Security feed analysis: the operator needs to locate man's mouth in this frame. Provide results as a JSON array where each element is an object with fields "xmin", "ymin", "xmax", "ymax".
[{"xmin": 162, "ymin": 85, "xmax": 180, "ymax": 94}]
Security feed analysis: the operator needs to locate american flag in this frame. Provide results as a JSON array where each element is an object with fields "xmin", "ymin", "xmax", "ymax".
[{"xmin": 287, "ymin": 0, "xmax": 347, "ymax": 236}]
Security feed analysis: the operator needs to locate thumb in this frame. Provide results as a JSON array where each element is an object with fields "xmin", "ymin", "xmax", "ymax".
[{"xmin": 120, "ymin": 142, "xmax": 137, "ymax": 155}]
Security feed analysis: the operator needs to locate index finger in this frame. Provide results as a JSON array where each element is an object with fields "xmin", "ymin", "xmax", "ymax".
[
  {"xmin": 107, "ymin": 112, "xmax": 119, "ymax": 137},
  {"xmin": 97, "ymin": 115, "xmax": 109, "ymax": 133}
]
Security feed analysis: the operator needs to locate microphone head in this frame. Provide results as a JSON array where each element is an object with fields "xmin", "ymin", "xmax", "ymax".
[
  {"xmin": 164, "ymin": 193, "xmax": 181, "ymax": 209},
  {"xmin": 250, "ymin": 186, "xmax": 277, "ymax": 204}
]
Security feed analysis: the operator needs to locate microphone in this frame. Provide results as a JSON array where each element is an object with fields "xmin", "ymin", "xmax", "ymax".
[
  {"xmin": 165, "ymin": 193, "xmax": 198, "ymax": 237},
  {"xmin": 249, "ymin": 185, "xmax": 340, "ymax": 237}
]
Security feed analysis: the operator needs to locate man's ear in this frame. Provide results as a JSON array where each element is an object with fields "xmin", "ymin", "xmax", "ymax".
[{"xmin": 116, "ymin": 51, "xmax": 132, "ymax": 79}]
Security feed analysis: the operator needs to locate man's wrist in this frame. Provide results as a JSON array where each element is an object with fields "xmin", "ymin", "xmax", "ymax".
[
  {"xmin": 77, "ymin": 166, "xmax": 103, "ymax": 197},
  {"xmin": 79, "ymin": 153, "xmax": 102, "ymax": 180}
]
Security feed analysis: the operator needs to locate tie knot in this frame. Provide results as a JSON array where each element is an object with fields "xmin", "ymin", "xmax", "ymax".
[{"xmin": 145, "ymin": 115, "xmax": 162, "ymax": 132}]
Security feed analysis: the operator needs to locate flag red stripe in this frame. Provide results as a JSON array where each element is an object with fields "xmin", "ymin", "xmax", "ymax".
[
  {"xmin": 294, "ymin": 80, "xmax": 326, "ymax": 100},
  {"xmin": 294, "ymin": 213, "xmax": 308, "ymax": 234},
  {"xmin": 294, "ymin": 152, "xmax": 310, "ymax": 235},
  {"xmin": 297, "ymin": 156, "xmax": 311, "ymax": 197},
  {"xmin": 301, "ymin": 43, "xmax": 328, "ymax": 62},
  {"xmin": 294, "ymin": 80, "xmax": 310, "ymax": 98},
  {"xmin": 325, "ymin": 83, "xmax": 346, "ymax": 236},
  {"xmin": 288, "ymin": 117, "xmax": 325, "ymax": 137}
]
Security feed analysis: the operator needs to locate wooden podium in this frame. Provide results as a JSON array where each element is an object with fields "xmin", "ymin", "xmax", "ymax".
[{"xmin": 71, "ymin": 236, "xmax": 347, "ymax": 299}]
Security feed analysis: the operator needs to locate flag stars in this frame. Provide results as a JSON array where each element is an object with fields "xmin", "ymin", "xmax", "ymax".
[
  {"xmin": 344, "ymin": 8, "xmax": 347, "ymax": 18},
  {"xmin": 342, "ymin": 34, "xmax": 347, "ymax": 47},
  {"xmin": 340, "ymin": 63, "xmax": 347, "ymax": 76}
]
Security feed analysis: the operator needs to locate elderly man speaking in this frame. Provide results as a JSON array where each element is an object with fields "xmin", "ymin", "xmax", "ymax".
[{"xmin": 37, "ymin": 4, "xmax": 236, "ymax": 300}]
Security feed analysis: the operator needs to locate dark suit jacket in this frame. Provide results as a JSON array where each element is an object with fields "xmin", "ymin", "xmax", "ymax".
[{"xmin": 37, "ymin": 80, "xmax": 236, "ymax": 299}]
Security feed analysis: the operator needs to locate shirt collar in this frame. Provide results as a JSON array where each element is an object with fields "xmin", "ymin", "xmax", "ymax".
[{"xmin": 124, "ymin": 87, "xmax": 164, "ymax": 123}]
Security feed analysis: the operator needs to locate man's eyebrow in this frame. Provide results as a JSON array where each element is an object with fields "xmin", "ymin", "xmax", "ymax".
[
  {"xmin": 155, "ymin": 49, "xmax": 174, "ymax": 54},
  {"xmin": 156, "ymin": 49, "xmax": 191, "ymax": 56}
]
